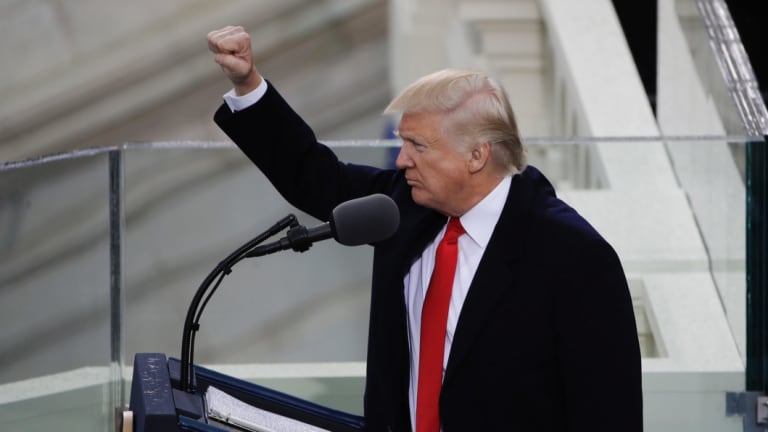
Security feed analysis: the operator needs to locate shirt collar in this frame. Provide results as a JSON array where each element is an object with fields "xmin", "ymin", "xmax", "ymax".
[{"xmin": 458, "ymin": 176, "xmax": 512, "ymax": 248}]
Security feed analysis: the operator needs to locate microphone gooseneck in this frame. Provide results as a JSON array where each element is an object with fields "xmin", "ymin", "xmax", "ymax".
[
  {"xmin": 179, "ymin": 213, "xmax": 298, "ymax": 392},
  {"xmin": 179, "ymin": 194, "xmax": 399, "ymax": 392}
]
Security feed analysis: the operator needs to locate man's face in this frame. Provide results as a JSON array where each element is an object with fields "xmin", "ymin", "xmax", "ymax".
[{"xmin": 395, "ymin": 111, "xmax": 470, "ymax": 216}]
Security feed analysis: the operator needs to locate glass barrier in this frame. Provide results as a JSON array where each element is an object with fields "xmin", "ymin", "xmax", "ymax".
[
  {"xmin": 0, "ymin": 136, "xmax": 753, "ymax": 431},
  {"xmin": 0, "ymin": 151, "xmax": 115, "ymax": 431},
  {"xmin": 121, "ymin": 143, "xmax": 390, "ymax": 368}
]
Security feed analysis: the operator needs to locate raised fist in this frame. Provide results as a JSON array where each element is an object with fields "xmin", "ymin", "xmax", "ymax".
[{"xmin": 207, "ymin": 26, "xmax": 262, "ymax": 95}]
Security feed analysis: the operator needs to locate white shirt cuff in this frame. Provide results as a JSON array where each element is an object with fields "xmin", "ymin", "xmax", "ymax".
[{"xmin": 222, "ymin": 79, "xmax": 268, "ymax": 112}]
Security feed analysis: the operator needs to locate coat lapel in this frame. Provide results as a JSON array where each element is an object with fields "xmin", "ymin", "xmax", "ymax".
[{"xmin": 443, "ymin": 173, "xmax": 531, "ymax": 385}]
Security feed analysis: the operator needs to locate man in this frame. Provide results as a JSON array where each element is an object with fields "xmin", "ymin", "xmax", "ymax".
[{"xmin": 208, "ymin": 26, "xmax": 642, "ymax": 431}]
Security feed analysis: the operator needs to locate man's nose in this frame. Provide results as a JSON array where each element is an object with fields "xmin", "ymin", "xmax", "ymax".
[{"xmin": 395, "ymin": 145, "xmax": 413, "ymax": 169}]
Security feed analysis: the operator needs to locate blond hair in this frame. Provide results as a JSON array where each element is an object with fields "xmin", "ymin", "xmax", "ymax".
[{"xmin": 385, "ymin": 68, "xmax": 526, "ymax": 174}]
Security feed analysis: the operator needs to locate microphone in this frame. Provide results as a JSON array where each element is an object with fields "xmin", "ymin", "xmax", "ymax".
[
  {"xmin": 179, "ymin": 193, "xmax": 399, "ymax": 392},
  {"xmin": 246, "ymin": 193, "xmax": 399, "ymax": 257}
]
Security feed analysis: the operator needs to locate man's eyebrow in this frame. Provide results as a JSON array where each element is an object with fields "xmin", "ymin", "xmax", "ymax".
[{"xmin": 397, "ymin": 131, "xmax": 420, "ymax": 142}]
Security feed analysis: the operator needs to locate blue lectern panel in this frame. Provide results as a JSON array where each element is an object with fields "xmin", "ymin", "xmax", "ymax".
[{"xmin": 129, "ymin": 353, "xmax": 365, "ymax": 432}]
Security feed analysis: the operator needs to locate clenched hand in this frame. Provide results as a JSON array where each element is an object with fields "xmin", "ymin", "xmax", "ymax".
[{"xmin": 207, "ymin": 26, "xmax": 263, "ymax": 95}]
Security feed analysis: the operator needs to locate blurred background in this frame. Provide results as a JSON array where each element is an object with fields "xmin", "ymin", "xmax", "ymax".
[{"xmin": 0, "ymin": 0, "xmax": 766, "ymax": 431}]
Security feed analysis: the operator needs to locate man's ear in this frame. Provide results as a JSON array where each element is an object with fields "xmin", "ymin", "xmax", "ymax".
[{"xmin": 468, "ymin": 142, "xmax": 492, "ymax": 174}]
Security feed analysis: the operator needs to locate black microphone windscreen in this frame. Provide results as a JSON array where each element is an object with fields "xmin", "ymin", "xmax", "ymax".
[{"xmin": 331, "ymin": 194, "xmax": 400, "ymax": 246}]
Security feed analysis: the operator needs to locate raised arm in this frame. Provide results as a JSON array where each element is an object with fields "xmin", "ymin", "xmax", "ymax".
[{"xmin": 207, "ymin": 26, "xmax": 402, "ymax": 221}]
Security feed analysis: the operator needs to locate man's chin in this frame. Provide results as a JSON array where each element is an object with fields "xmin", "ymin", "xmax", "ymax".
[
  {"xmin": 410, "ymin": 189, "xmax": 431, "ymax": 208},
  {"xmin": 410, "ymin": 189, "xmax": 453, "ymax": 216}
]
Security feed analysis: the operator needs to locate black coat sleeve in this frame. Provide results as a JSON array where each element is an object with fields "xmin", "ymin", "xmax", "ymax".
[{"xmin": 214, "ymin": 82, "xmax": 400, "ymax": 221}]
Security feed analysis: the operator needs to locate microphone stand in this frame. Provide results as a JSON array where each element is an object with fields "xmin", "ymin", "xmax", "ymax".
[{"xmin": 179, "ymin": 214, "xmax": 299, "ymax": 393}]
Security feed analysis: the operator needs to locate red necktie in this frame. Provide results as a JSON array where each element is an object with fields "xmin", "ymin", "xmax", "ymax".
[{"xmin": 416, "ymin": 218, "xmax": 465, "ymax": 432}]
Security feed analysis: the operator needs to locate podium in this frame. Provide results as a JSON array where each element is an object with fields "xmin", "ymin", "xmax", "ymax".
[{"xmin": 127, "ymin": 353, "xmax": 365, "ymax": 432}]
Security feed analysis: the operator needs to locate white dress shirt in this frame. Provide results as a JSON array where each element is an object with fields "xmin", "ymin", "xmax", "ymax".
[{"xmin": 404, "ymin": 176, "xmax": 511, "ymax": 430}]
